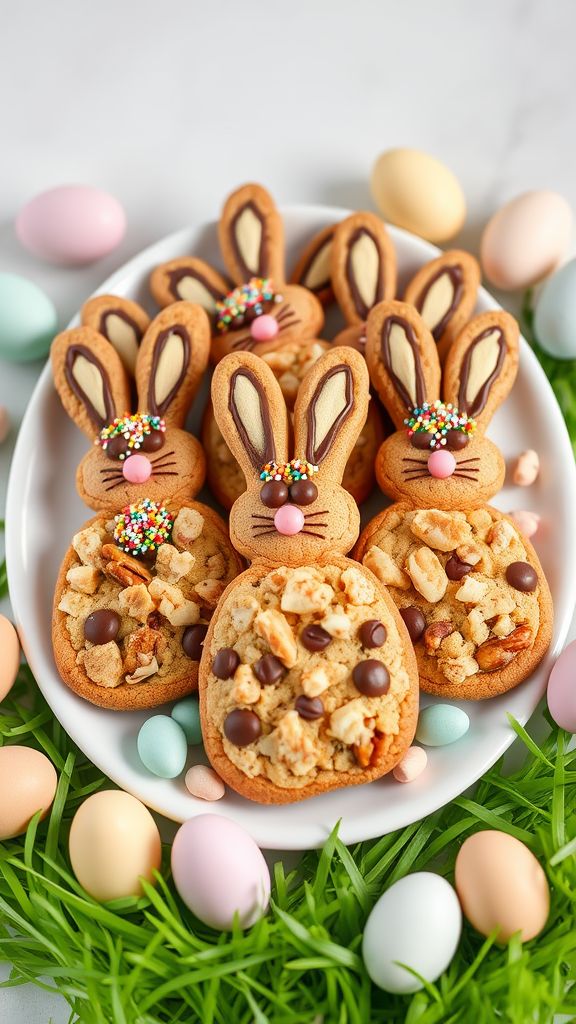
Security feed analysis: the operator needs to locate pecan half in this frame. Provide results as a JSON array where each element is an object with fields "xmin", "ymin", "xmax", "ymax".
[
  {"xmin": 476, "ymin": 624, "xmax": 532, "ymax": 672},
  {"xmin": 101, "ymin": 544, "xmax": 152, "ymax": 587},
  {"xmin": 423, "ymin": 620, "xmax": 454, "ymax": 654}
]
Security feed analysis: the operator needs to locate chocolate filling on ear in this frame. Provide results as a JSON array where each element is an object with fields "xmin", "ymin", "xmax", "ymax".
[
  {"xmin": 148, "ymin": 326, "xmax": 191, "ymax": 416},
  {"xmin": 168, "ymin": 267, "xmax": 223, "ymax": 315},
  {"xmin": 416, "ymin": 265, "xmax": 464, "ymax": 341},
  {"xmin": 230, "ymin": 201, "xmax": 267, "ymax": 281},
  {"xmin": 306, "ymin": 364, "xmax": 353, "ymax": 464},
  {"xmin": 229, "ymin": 367, "xmax": 276, "ymax": 469},
  {"xmin": 65, "ymin": 345, "xmax": 116, "ymax": 429},
  {"xmin": 458, "ymin": 327, "xmax": 505, "ymax": 418},
  {"xmin": 380, "ymin": 316, "xmax": 426, "ymax": 410},
  {"xmin": 98, "ymin": 308, "xmax": 142, "ymax": 346}
]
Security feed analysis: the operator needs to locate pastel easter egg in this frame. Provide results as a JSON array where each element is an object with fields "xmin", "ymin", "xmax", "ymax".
[
  {"xmin": 481, "ymin": 191, "xmax": 572, "ymax": 291},
  {"xmin": 455, "ymin": 830, "xmax": 549, "ymax": 942},
  {"xmin": 415, "ymin": 704, "xmax": 470, "ymax": 747},
  {"xmin": 16, "ymin": 185, "xmax": 126, "ymax": 266},
  {"xmin": 392, "ymin": 745, "xmax": 428, "ymax": 783},
  {"xmin": 0, "ymin": 273, "xmax": 57, "ymax": 362},
  {"xmin": 547, "ymin": 640, "xmax": 576, "ymax": 732},
  {"xmin": 362, "ymin": 872, "xmax": 462, "ymax": 993},
  {"xmin": 171, "ymin": 814, "xmax": 270, "ymax": 930},
  {"xmin": 69, "ymin": 790, "xmax": 161, "ymax": 901},
  {"xmin": 534, "ymin": 257, "xmax": 576, "ymax": 359},
  {"xmin": 137, "ymin": 716, "xmax": 188, "ymax": 778},
  {"xmin": 0, "ymin": 746, "xmax": 57, "ymax": 840},
  {"xmin": 370, "ymin": 149, "xmax": 466, "ymax": 243},
  {"xmin": 172, "ymin": 697, "xmax": 202, "ymax": 746},
  {"xmin": 0, "ymin": 615, "xmax": 20, "ymax": 702}
]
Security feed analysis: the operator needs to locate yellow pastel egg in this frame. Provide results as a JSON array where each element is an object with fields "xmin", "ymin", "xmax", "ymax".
[
  {"xmin": 0, "ymin": 746, "xmax": 57, "ymax": 839},
  {"xmin": 370, "ymin": 148, "xmax": 466, "ymax": 243}
]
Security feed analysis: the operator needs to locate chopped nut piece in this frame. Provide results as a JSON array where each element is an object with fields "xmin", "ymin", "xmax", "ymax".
[
  {"xmin": 363, "ymin": 546, "xmax": 411, "ymax": 589},
  {"xmin": 468, "ymin": 508, "xmax": 493, "ymax": 537},
  {"xmin": 194, "ymin": 579, "xmax": 226, "ymax": 608},
  {"xmin": 254, "ymin": 609, "xmax": 298, "ymax": 667},
  {"xmin": 280, "ymin": 568, "xmax": 334, "ymax": 614},
  {"xmin": 319, "ymin": 613, "xmax": 352, "ymax": 639},
  {"xmin": 455, "ymin": 576, "xmax": 488, "ymax": 604},
  {"xmin": 65, "ymin": 565, "xmax": 101, "ymax": 594},
  {"xmin": 230, "ymin": 597, "xmax": 259, "ymax": 633},
  {"xmin": 487, "ymin": 519, "xmax": 518, "ymax": 555},
  {"xmin": 476, "ymin": 624, "xmax": 532, "ymax": 672},
  {"xmin": 102, "ymin": 544, "xmax": 152, "ymax": 587},
  {"xmin": 232, "ymin": 664, "xmax": 261, "ymax": 704},
  {"xmin": 341, "ymin": 566, "xmax": 375, "ymax": 606},
  {"xmin": 406, "ymin": 547, "xmax": 447, "ymax": 603},
  {"xmin": 456, "ymin": 542, "xmax": 483, "ymax": 567},
  {"xmin": 300, "ymin": 664, "xmax": 331, "ymax": 697},
  {"xmin": 72, "ymin": 526, "xmax": 104, "ymax": 567},
  {"xmin": 82, "ymin": 641, "xmax": 123, "ymax": 687},
  {"xmin": 148, "ymin": 577, "xmax": 199, "ymax": 626},
  {"xmin": 263, "ymin": 711, "xmax": 318, "ymax": 775},
  {"xmin": 123, "ymin": 626, "xmax": 166, "ymax": 675},
  {"xmin": 58, "ymin": 590, "xmax": 93, "ymax": 618},
  {"xmin": 126, "ymin": 656, "xmax": 159, "ymax": 684},
  {"xmin": 465, "ymin": 608, "xmax": 490, "ymax": 646},
  {"xmin": 492, "ymin": 614, "xmax": 515, "ymax": 638},
  {"xmin": 118, "ymin": 583, "xmax": 155, "ymax": 622},
  {"xmin": 423, "ymin": 620, "xmax": 454, "ymax": 653},
  {"xmin": 155, "ymin": 543, "xmax": 195, "ymax": 583},
  {"xmin": 206, "ymin": 551, "xmax": 226, "ymax": 579},
  {"xmin": 478, "ymin": 589, "xmax": 517, "ymax": 619},
  {"xmin": 329, "ymin": 699, "xmax": 374, "ymax": 748},
  {"xmin": 438, "ymin": 653, "xmax": 479, "ymax": 685},
  {"xmin": 439, "ymin": 631, "xmax": 472, "ymax": 659},
  {"xmin": 172, "ymin": 507, "xmax": 204, "ymax": 547},
  {"xmin": 410, "ymin": 509, "xmax": 472, "ymax": 552}
]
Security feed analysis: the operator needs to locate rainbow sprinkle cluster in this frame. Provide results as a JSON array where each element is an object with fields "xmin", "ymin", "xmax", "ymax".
[
  {"xmin": 405, "ymin": 401, "xmax": 476, "ymax": 449},
  {"xmin": 215, "ymin": 278, "xmax": 280, "ymax": 332},
  {"xmin": 260, "ymin": 459, "xmax": 319, "ymax": 484},
  {"xmin": 113, "ymin": 498, "xmax": 173, "ymax": 557},
  {"xmin": 96, "ymin": 413, "xmax": 166, "ymax": 458}
]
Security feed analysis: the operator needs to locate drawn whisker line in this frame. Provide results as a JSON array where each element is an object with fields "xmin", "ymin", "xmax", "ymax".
[
  {"xmin": 276, "ymin": 304, "xmax": 295, "ymax": 321},
  {"xmin": 104, "ymin": 481, "xmax": 125, "ymax": 492},
  {"xmin": 231, "ymin": 335, "xmax": 252, "ymax": 349},
  {"xmin": 151, "ymin": 449, "xmax": 175, "ymax": 463},
  {"xmin": 277, "ymin": 319, "xmax": 300, "ymax": 332},
  {"xmin": 402, "ymin": 473, "xmax": 429, "ymax": 480},
  {"xmin": 304, "ymin": 510, "xmax": 329, "ymax": 517},
  {"xmin": 456, "ymin": 457, "xmax": 480, "ymax": 465},
  {"xmin": 252, "ymin": 528, "xmax": 277, "ymax": 537},
  {"xmin": 453, "ymin": 473, "xmax": 479, "ymax": 481},
  {"xmin": 149, "ymin": 461, "xmax": 177, "ymax": 470},
  {"xmin": 251, "ymin": 514, "xmax": 275, "ymax": 521},
  {"xmin": 301, "ymin": 530, "xmax": 326, "ymax": 538},
  {"xmin": 402, "ymin": 458, "xmax": 429, "ymax": 465},
  {"xmin": 152, "ymin": 471, "xmax": 179, "ymax": 477}
]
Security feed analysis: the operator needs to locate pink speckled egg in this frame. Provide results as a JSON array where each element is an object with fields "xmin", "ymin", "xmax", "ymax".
[
  {"xmin": 16, "ymin": 185, "xmax": 126, "ymax": 266},
  {"xmin": 171, "ymin": 814, "xmax": 270, "ymax": 930},
  {"xmin": 547, "ymin": 640, "xmax": 576, "ymax": 733},
  {"xmin": 481, "ymin": 191, "xmax": 572, "ymax": 291}
]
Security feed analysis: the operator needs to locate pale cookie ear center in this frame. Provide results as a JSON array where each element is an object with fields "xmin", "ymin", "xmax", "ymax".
[
  {"xmin": 72, "ymin": 355, "xmax": 107, "ymax": 420},
  {"xmin": 154, "ymin": 331, "xmax": 185, "ymax": 408},
  {"xmin": 389, "ymin": 322, "xmax": 417, "ymax": 406},
  {"xmin": 314, "ymin": 372, "xmax": 348, "ymax": 449},
  {"xmin": 233, "ymin": 373, "xmax": 266, "ymax": 457},
  {"xmin": 234, "ymin": 206, "xmax": 262, "ymax": 275},
  {"xmin": 464, "ymin": 329, "xmax": 502, "ymax": 409},
  {"xmin": 419, "ymin": 272, "xmax": 455, "ymax": 333},
  {"xmin": 304, "ymin": 239, "xmax": 332, "ymax": 290},
  {"xmin": 105, "ymin": 314, "xmax": 139, "ymax": 374},
  {"xmin": 175, "ymin": 276, "xmax": 217, "ymax": 312},
  {"xmin": 350, "ymin": 231, "xmax": 379, "ymax": 309}
]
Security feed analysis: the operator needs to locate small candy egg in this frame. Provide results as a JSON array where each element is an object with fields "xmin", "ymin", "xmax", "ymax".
[
  {"xmin": 0, "ymin": 406, "xmax": 10, "ymax": 443},
  {"xmin": 16, "ymin": 185, "xmax": 126, "ymax": 266},
  {"xmin": 137, "ymin": 716, "xmax": 188, "ymax": 778},
  {"xmin": 0, "ymin": 746, "xmax": 57, "ymax": 839},
  {"xmin": 0, "ymin": 273, "xmax": 57, "ymax": 362},
  {"xmin": 69, "ymin": 790, "xmax": 161, "ymax": 901},
  {"xmin": 362, "ymin": 872, "xmax": 462, "ymax": 993},
  {"xmin": 481, "ymin": 191, "xmax": 572, "ymax": 291},
  {"xmin": 171, "ymin": 814, "xmax": 270, "ymax": 930},
  {"xmin": 0, "ymin": 615, "xmax": 20, "ymax": 701},
  {"xmin": 509, "ymin": 510, "xmax": 540, "ymax": 539},
  {"xmin": 370, "ymin": 148, "xmax": 466, "ymax": 243},
  {"xmin": 512, "ymin": 449, "xmax": 540, "ymax": 487},
  {"xmin": 185, "ymin": 765, "xmax": 225, "ymax": 801},
  {"xmin": 534, "ymin": 257, "xmax": 576, "ymax": 359},
  {"xmin": 547, "ymin": 640, "xmax": 576, "ymax": 732},
  {"xmin": 415, "ymin": 704, "xmax": 470, "ymax": 747},
  {"xmin": 455, "ymin": 830, "xmax": 549, "ymax": 942},
  {"xmin": 172, "ymin": 697, "xmax": 202, "ymax": 745},
  {"xmin": 392, "ymin": 745, "xmax": 428, "ymax": 783}
]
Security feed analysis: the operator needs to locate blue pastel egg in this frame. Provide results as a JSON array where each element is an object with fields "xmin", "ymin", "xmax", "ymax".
[
  {"xmin": 137, "ymin": 715, "xmax": 188, "ymax": 778},
  {"xmin": 0, "ymin": 273, "xmax": 57, "ymax": 362},
  {"xmin": 534, "ymin": 258, "xmax": 576, "ymax": 359},
  {"xmin": 171, "ymin": 697, "xmax": 203, "ymax": 746},
  {"xmin": 415, "ymin": 704, "xmax": 470, "ymax": 747}
]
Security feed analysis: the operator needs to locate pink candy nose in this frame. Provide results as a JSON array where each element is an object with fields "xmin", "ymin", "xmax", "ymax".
[
  {"xmin": 274, "ymin": 504, "xmax": 305, "ymax": 536},
  {"xmin": 427, "ymin": 450, "xmax": 457, "ymax": 479},
  {"xmin": 122, "ymin": 453, "xmax": 152, "ymax": 484},
  {"xmin": 250, "ymin": 314, "xmax": 279, "ymax": 342}
]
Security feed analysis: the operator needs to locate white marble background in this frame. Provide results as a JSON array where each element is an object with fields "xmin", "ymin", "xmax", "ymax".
[{"xmin": 1, "ymin": 0, "xmax": 575, "ymax": 1019}]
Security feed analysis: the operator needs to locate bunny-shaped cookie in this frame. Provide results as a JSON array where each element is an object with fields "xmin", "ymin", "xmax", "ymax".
[
  {"xmin": 198, "ymin": 347, "xmax": 418, "ymax": 804},
  {"xmin": 51, "ymin": 301, "xmax": 243, "ymax": 710},
  {"xmin": 355, "ymin": 300, "xmax": 553, "ymax": 700}
]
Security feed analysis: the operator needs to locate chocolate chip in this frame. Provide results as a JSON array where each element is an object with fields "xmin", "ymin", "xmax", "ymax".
[
  {"xmin": 300, "ymin": 624, "xmax": 332, "ymax": 652},
  {"xmin": 105, "ymin": 435, "xmax": 129, "ymax": 461},
  {"xmin": 410, "ymin": 432, "xmax": 432, "ymax": 450},
  {"xmin": 445, "ymin": 555, "xmax": 474, "ymax": 581},
  {"xmin": 506, "ymin": 561, "xmax": 538, "ymax": 592},
  {"xmin": 295, "ymin": 695, "xmax": 324, "ymax": 720},
  {"xmin": 445, "ymin": 430, "xmax": 469, "ymax": 451},
  {"xmin": 289, "ymin": 479, "xmax": 318, "ymax": 506},
  {"xmin": 142, "ymin": 429, "xmax": 165, "ymax": 452},
  {"xmin": 212, "ymin": 647, "xmax": 240, "ymax": 679},
  {"xmin": 182, "ymin": 623, "xmax": 208, "ymax": 660},
  {"xmin": 260, "ymin": 480, "xmax": 288, "ymax": 508},
  {"xmin": 400, "ymin": 606, "xmax": 426, "ymax": 642},
  {"xmin": 223, "ymin": 708, "xmax": 261, "ymax": 746},
  {"xmin": 84, "ymin": 609, "xmax": 120, "ymax": 645},
  {"xmin": 352, "ymin": 659, "xmax": 390, "ymax": 697},
  {"xmin": 253, "ymin": 654, "xmax": 285, "ymax": 686},
  {"xmin": 359, "ymin": 619, "xmax": 387, "ymax": 649}
]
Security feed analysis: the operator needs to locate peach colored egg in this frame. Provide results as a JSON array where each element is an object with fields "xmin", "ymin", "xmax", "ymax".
[
  {"xmin": 481, "ymin": 191, "xmax": 572, "ymax": 291},
  {"xmin": 0, "ymin": 746, "xmax": 57, "ymax": 839},
  {"xmin": 455, "ymin": 830, "xmax": 549, "ymax": 942},
  {"xmin": 0, "ymin": 614, "xmax": 20, "ymax": 701},
  {"xmin": 371, "ymin": 149, "xmax": 466, "ymax": 243},
  {"xmin": 393, "ymin": 746, "xmax": 428, "ymax": 783},
  {"xmin": 69, "ymin": 790, "xmax": 161, "ymax": 901}
]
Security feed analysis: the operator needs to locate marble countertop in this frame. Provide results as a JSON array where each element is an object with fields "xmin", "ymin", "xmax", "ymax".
[{"xmin": 1, "ymin": 0, "xmax": 575, "ymax": 1020}]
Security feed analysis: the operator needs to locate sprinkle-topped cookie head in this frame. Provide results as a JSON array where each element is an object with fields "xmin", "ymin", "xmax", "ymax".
[
  {"xmin": 215, "ymin": 278, "xmax": 282, "ymax": 334},
  {"xmin": 96, "ymin": 413, "xmax": 166, "ymax": 461},
  {"xmin": 405, "ymin": 401, "xmax": 476, "ymax": 451},
  {"xmin": 113, "ymin": 498, "xmax": 173, "ymax": 557},
  {"xmin": 259, "ymin": 460, "xmax": 319, "ymax": 519}
]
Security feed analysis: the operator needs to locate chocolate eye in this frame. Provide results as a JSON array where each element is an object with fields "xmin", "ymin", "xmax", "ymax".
[
  {"xmin": 106, "ymin": 435, "xmax": 129, "ymax": 461},
  {"xmin": 289, "ymin": 479, "xmax": 318, "ymax": 506},
  {"xmin": 260, "ymin": 480, "xmax": 288, "ymax": 508},
  {"xmin": 141, "ymin": 429, "xmax": 165, "ymax": 453},
  {"xmin": 410, "ymin": 433, "xmax": 432, "ymax": 450},
  {"xmin": 445, "ymin": 430, "xmax": 469, "ymax": 451}
]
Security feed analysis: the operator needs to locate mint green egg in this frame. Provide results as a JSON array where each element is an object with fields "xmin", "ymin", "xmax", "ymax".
[
  {"xmin": 415, "ymin": 705, "xmax": 470, "ymax": 747},
  {"xmin": 171, "ymin": 697, "xmax": 203, "ymax": 746},
  {"xmin": 137, "ymin": 715, "xmax": 188, "ymax": 778},
  {"xmin": 0, "ymin": 273, "xmax": 58, "ymax": 362}
]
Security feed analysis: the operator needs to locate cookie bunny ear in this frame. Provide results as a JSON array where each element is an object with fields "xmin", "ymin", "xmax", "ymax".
[
  {"xmin": 293, "ymin": 346, "xmax": 369, "ymax": 480},
  {"xmin": 51, "ymin": 327, "xmax": 131, "ymax": 439},
  {"xmin": 364, "ymin": 300, "xmax": 441, "ymax": 430},
  {"xmin": 403, "ymin": 250, "xmax": 481, "ymax": 361},
  {"xmin": 443, "ymin": 310, "xmax": 519, "ymax": 432},
  {"xmin": 331, "ymin": 212, "xmax": 397, "ymax": 325},
  {"xmin": 149, "ymin": 257, "xmax": 230, "ymax": 320},
  {"xmin": 211, "ymin": 351, "xmax": 289, "ymax": 483},
  {"xmin": 81, "ymin": 295, "xmax": 151, "ymax": 376},
  {"xmin": 135, "ymin": 302, "xmax": 210, "ymax": 427},
  {"xmin": 218, "ymin": 183, "xmax": 285, "ymax": 284},
  {"xmin": 290, "ymin": 223, "xmax": 335, "ymax": 306}
]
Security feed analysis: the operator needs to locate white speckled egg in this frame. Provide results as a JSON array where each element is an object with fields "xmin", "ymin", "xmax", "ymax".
[
  {"xmin": 362, "ymin": 872, "xmax": 462, "ymax": 993},
  {"xmin": 534, "ymin": 257, "xmax": 576, "ymax": 359},
  {"xmin": 370, "ymin": 149, "xmax": 466, "ymax": 243},
  {"xmin": 481, "ymin": 191, "xmax": 572, "ymax": 291}
]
